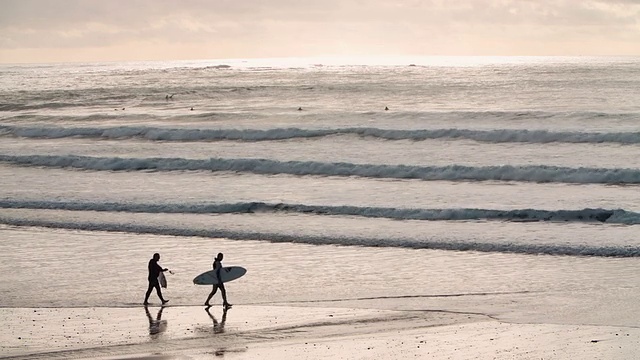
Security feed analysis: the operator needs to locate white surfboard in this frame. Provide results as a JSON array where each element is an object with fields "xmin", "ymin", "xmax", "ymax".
[
  {"xmin": 193, "ymin": 266, "xmax": 246, "ymax": 285},
  {"xmin": 158, "ymin": 272, "xmax": 167, "ymax": 288}
]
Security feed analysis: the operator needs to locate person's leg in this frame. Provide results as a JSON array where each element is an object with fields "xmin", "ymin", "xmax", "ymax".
[
  {"xmin": 219, "ymin": 283, "xmax": 231, "ymax": 307},
  {"xmin": 154, "ymin": 283, "xmax": 168, "ymax": 304},
  {"xmin": 144, "ymin": 282, "xmax": 154, "ymax": 304},
  {"xmin": 205, "ymin": 285, "xmax": 218, "ymax": 306}
]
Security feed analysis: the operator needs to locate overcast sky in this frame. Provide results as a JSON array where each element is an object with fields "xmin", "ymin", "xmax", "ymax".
[{"xmin": 1, "ymin": 0, "xmax": 639, "ymax": 63}]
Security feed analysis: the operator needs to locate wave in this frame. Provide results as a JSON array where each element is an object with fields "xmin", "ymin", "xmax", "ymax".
[
  {"xmin": 1, "ymin": 125, "xmax": 639, "ymax": 144},
  {"xmin": 202, "ymin": 64, "xmax": 232, "ymax": 70},
  {"xmin": 0, "ymin": 102, "xmax": 90, "ymax": 111},
  {"xmin": 1, "ymin": 200, "xmax": 638, "ymax": 224},
  {"xmin": 0, "ymin": 217, "xmax": 637, "ymax": 257},
  {"xmin": 1, "ymin": 154, "xmax": 639, "ymax": 184}
]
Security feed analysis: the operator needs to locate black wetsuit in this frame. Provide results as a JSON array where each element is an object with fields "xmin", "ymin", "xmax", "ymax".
[
  {"xmin": 205, "ymin": 258, "xmax": 231, "ymax": 307},
  {"xmin": 144, "ymin": 259, "xmax": 166, "ymax": 304},
  {"xmin": 148, "ymin": 259, "xmax": 163, "ymax": 283}
]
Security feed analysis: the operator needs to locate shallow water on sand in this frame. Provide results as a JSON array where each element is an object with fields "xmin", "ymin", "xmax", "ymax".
[{"xmin": 1, "ymin": 225, "xmax": 638, "ymax": 328}]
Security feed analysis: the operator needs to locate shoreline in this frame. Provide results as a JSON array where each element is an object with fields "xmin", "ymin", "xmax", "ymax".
[{"xmin": 2, "ymin": 305, "xmax": 638, "ymax": 359}]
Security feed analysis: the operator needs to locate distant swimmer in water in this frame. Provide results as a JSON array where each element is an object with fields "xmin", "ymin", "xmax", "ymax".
[
  {"xmin": 385, "ymin": 106, "xmax": 389, "ymax": 111},
  {"xmin": 190, "ymin": 107, "xmax": 194, "ymax": 111},
  {"xmin": 298, "ymin": 107, "xmax": 303, "ymax": 111}
]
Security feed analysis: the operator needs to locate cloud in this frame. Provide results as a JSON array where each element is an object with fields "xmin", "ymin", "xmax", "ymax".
[{"xmin": 1, "ymin": 0, "xmax": 639, "ymax": 62}]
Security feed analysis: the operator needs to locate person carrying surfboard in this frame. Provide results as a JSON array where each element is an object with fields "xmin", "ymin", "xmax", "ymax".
[
  {"xmin": 144, "ymin": 253, "xmax": 170, "ymax": 306},
  {"xmin": 204, "ymin": 253, "xmax": 232, "ymax": 308}
]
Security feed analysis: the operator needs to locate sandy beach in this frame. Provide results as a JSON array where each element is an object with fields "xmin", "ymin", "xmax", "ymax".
[{"xmin": 2, "ymin": 304, "xmax": 638, "ymax": 359}]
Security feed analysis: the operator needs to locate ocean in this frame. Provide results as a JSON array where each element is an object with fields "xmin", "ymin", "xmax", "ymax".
[{"xmin": 0, "ymin": 56, "xmax": 639, "ymax": 329}]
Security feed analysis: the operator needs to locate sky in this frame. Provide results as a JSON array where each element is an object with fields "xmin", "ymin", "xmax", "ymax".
[{"xmin": 1, "ymin": 0, "xmax": 639, "ymax": 64}]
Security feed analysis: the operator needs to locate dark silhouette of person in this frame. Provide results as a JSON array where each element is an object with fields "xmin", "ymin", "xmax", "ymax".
[
  {"xmin": 204, "ymin": 253, "xmax": 231, "ymax": 308},
  {"xmin": 144, "ymin": 253, "xmax": 169, "ymax": 305},
  {"xmin": 205, "ymin": 305, "xmax": 229, "ymax": 334},
  {"xmin": 145, "ymin": 305, "xmax": 167, "ymax": 336},
  {"xmin": 384, "ymin": 106, "xmax": 389, "ymax": 111}
]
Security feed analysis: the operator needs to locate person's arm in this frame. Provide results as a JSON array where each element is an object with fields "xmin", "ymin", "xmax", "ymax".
[{"xmin": 156, "ymin": 262, "xmax": 168, "ymax": 272}]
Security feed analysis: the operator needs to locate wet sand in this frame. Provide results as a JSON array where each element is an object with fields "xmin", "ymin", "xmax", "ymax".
[{"xmin": 2, "ymin": 304, "xmax": 638, "ymax": 359}]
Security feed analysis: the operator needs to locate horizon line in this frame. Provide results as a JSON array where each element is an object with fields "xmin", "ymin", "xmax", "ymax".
[{"xmin": 2, "ymin": 54, "xmax": 640, "ymax": 67}]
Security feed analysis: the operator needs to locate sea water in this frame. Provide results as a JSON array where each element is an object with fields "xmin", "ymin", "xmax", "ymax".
[{"xmin": 0, "ymin": 56, "xmax": 639, "ymax": 327}]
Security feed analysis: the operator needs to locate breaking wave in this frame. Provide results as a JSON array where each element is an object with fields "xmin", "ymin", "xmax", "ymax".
[
  {"xmin": 1, "ymin": 125, "xmax": 639, "ymax": 144},
  {"xmin": 1, "ymin": 154, "xmax": 639, "ymax": 184},
  {"xmin": 1, "ymin": 200, "xmax": 638, "ymax": 224}
]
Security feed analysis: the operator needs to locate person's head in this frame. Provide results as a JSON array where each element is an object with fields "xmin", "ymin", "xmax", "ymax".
[
  {"xmin": 216, "ymin": 253, "xmax": 224, "ymax": 261},
  {"xmin": 153, "ymin": 253, "xmax": 160, "ymax": 261}
]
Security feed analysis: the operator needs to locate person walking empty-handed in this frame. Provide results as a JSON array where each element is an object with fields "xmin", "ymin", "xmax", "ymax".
[
  {"xmin": 144, "ymin": 253, "xmax": 170, "ymax": 305},
  {"xmin": 205, "ymin": 253, "xmax": 232, "ymax": 308}
]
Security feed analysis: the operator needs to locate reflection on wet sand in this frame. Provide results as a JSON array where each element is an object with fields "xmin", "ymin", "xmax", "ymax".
[
  {"xmin": 206, "ymin": 305, "xmax": 229, "ymax": 334},
  {"xmin": 202, "ymin": 306, "xmax": 237, "ymax": 356},
  {"xmin": 144, "ymin": 305, "xmax": 167, "ymax": 337}
]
